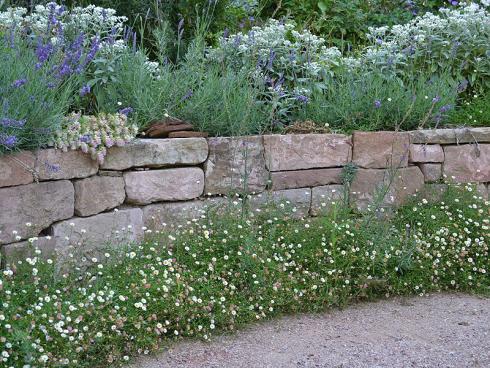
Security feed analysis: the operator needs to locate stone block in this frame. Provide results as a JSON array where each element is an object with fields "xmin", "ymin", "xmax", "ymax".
[
  {"xmin": 0, "ymin": 181, "xmax": 74, "ymax": 245},
  {"xmin": 270, "ymin": 168, "xmax": 343, "ymax": 190},
  {"xmin": 264, "ymin": 134, "xmax": 351, "ymax": 171},
  {"xmin": 35, "ymin": 149, "xmax": 98, "ymax": 180},
  {"xmin": 409, "ymin": 144, "xmax": 444, "ymax": 163},
  {"xmin": 443, "ymin": 144, "xmax": 490, "ymax": 183},
  {"xmin": 410, "ymin": 127, "xmax": 490, "ymax": 144},
  {"xmin": 310, "ymin": 185, "xmax": 345, "ymax": 216},
  {"xmin": 1, "ymin": 237, "xmax": 58, "ymax": 266},
  {"xmin": 74, "ymin": 176, "xmax": 126, "ymax": 216},
  {"xmin": 0, "ymin": 151, "xmax": 36, "ymax": 188},
  {"xmin": 204, "ymin": 136, "xmax": 268, "ymax": 195},
  {"xmin": 419, "ymin": 163, "xmax": 442, "ymax": 183},
  {"xmin": 350, "ymin": 167, "xmax": 424, "ymax": 211},
  {"xmin": 248, "ymin": 189, "xmax": 312, "ymax": 218},
  {"xmin": 124, "ymin": 168, "xmax": 204, "ymax": 205},
  {"xmin": 352, "ymin": 131, "xmax": 410, "ymax": 169},
  {"xmin": 101, "ymin": 138, "xmax": 208, "ymax": 170}
]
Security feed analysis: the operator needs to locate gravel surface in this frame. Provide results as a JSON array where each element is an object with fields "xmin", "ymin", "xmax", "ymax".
[{"xmin": 132, "ymin": 293, "xmax": 490, "ymax": 368}]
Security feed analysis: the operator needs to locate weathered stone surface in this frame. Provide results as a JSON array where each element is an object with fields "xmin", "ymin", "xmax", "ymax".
[
  {"xmin": 310, "ymin": 185, "xmax": 345, "ymax": 216},
  {"xmin": 410, "ymin": 127, "xmax": 490, "ymax": 144},
  {"xmin": 50, "ymin": 208, "xmax": 144, "ymax": 251},
  {"xmin": 35, "ymin": 149, "xmax": 98, "ymax": 180},
  {"xmin": 101, "ymin": 138, "xmax": 208, "ymax": 170},
  {"xmin": 124, "ymin": 168, "xmax": 204, "ymax": 205},
  {"xmin": 264, "ymin": 134, "xmax": 351, "ymax": 171},
  {"xmin": 168, "ymin": 131, "xmax": 209, "ymax": 138},
  {"xmin": 0, "ymin": 181, "xmax": 74, "ymax": 244},
  {"xmin": 350, "ymin": 167, "xmax": 424, "ymax": 211},
  {"xmin": 270, "ymin": 168, "xmax": 343, "ymax": 190},
  {"xmin": 249, "ymin": 189, "xmax": 312, "ymax": 218},
  {"xmin": 99, "ymin": 170, "xmax": 123, "ymax": 177},
  {"xmin": 477, "ymin": 184, "xmax": 488, "ymax": 201},
  {"xmin": 409, "ymin": 144, "xmax": 444, "ymax": 163},
  {"xmin": 418, "ymin": 184, "xmax": 448, "ymax": 202},
  {"xmin": 1, "ymin": 237, "xmax": 58, "ymax": 266},
  {"xmin": 353, "ymin": 131, "xmax": 410, "ymax": 169},
  {"xmin": 205, "ymin": 136, "xmax": 268, "ymax": 195},
  {"xmin": 0, "ymin": 151, "xmax": 36, "ymax": 188},
  {"xmin": 74, "ymin": 176, "xmax": 126, "ymax": 216},
  {"xmin": 143, "ymin": 197, "xmax": 228, "ymax": 230},
  {"xmin": 419, "ymin": 163, "xmax": 442, "ymax": 183},
  {"xmin": 443, "ymin": 144, "xmax": 490, "ymax": 183}
]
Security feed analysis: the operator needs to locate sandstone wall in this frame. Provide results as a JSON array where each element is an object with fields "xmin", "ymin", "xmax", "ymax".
[{"xmin": 1, "ymin": 128, "xmax": 489, "ymax": 265}]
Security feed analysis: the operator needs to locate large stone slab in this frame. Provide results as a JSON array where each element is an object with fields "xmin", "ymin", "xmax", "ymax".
[
  {"xmin": 419, "ymin": 163, "xmax": 442, "ymax": 183},
  {"xmin": 264, "ymin": 134, "xmax": 351, "ymax": 171},
  {"xmin": 204, "ymin": 136, "xmax": 268, "ymax": 195},
  {"xmin": 248, "ymin": 189, "xmax": 312, "ymax": 218},
  {"xmin": 409, "ymin": 144, "xmax": 444, "ymax": 163},
  {"xmin": 310, "ymin": 185, "xmax": 345, "ymax": 216},
  {"xmin": 0, "ymin": 151, "xmax": 36, "ymax": 188},
  {"xmin": 443, "ymin": 144, "xmax": 490, "ymax": 183},
  {"xmin": 124, "ymin": 168, "xmax": 204, "ymax": 205},
  {"xmin": 35, "ymin": 149, "xmax": 98, "ymax": 180},
  {"xmin": 101, "ymin": 138, "xmax": 208, "ymax": 170},
  {"xmin": 350, "ymin": 167, "xmax": 424, "ymax": 211},
  {"xmin": 410, "ymin": 127, "xmax": 490, "ymax": 144},
  {"xmin": 352, "ymin": 131, "xmax": 410, "ymax": 169},
  {"xmin": 74, "ymin": 176, "xmax": 126, "ymax": 216},
  {"xmin": 50, "ymin": 208, "xmax": 144, "ymax": 251},
  {"xmin": 143, "ymin": 197, "xmax": 228, "ymax": 230},
  {"xmin": 0, "ymin": 181, "xmax": 74, "ymax": 244},
  {"xmin": 270, "ymin": 168, "xmax": 343, "ymax": 190}
]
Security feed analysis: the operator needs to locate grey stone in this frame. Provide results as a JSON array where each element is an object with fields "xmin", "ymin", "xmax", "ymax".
[
  {"xmin": 101, "ymin": 138, "xmax": 208, "ymax": 170},
  {"xmin": 204, "ymin": 136, "xmax": 268, "ymax": 195},
  {"xmin": 409, "ymin": 144, "xmax": 444, "ymax": 163},
  {"xmin": 352, "ymin": 131, "xmax": 410, "ymax": 169},
  {"xmin": 74, "ymin": 176, "xmax": 126, "ymax": 216},
  {"xmin": 1, "ymin": 237, "xmax": 58, "ymax": 266},
  {"xmin": 264, "ymin": 134, "xmax": 351, "ymax": 171},
  {"xmin": 35, "ymin": 149, "xmax": 98, "ymax": 180},
  {"xmin": 270, "ymin": 168, "xmax": 343, "ymax": 190},
  {"xmin": 0, "ymin": 151, "xmax": 36, "ymax": 188},
  {"xmin": 0, "ymin": 181, "xmax": 74, "ymax": 245},
  {"xmin": 443, "ymin": 144, "xmax": 490, "ymax": 183},
  {"xmin": 310, "ymin": 185, "xmax": 345, "ymax": 216},
  {"xmin": 419, "ymin": 163, "xmax": 442, "ymax": 183},
  {"xmin": 124, "ymin": 168, "xmax": 204, "ymax": 205},
  {"xmin": 410, "ymin": 127, "xmax": 490, "ymax": 144}
]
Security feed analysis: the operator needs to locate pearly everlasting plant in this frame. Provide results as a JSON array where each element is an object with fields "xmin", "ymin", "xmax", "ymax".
[{"xmin": 51, "ymin": 112, "xmax": 138, "ymax": 164}]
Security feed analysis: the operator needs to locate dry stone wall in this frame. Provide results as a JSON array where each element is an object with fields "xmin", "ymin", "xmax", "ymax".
[{"xmin": 1, "ymin": 129, "xmax": 489, "ymax": 265}]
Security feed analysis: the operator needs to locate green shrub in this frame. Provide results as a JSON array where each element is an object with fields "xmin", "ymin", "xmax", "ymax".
[{"xmin": 447, "ymin": 92, "xmax": 490, "ymax": 127}]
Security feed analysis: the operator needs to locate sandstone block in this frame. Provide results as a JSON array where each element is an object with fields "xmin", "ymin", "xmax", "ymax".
[
  {"xmin": 352, "ymin": 131, "xmax": 410, "ymax": 169},
  {"xmin": 0, "ymin": 181, "xmax": 74, "ymax": 244},
  {"xmin": 270, "ymin": 168, "xmax": 343, "ymax": 190},
  {"xmin": 410, "ymin": 127, "xmax": 490, "ymax": 144},
  {"xmin": 419, "ymin": 163, "xmax": 442, "ymax": 183},
  {"xmin": 264, "ymin": 134, "xmax": 351, "ymax": 171},
  {"xmin": 204, "ymin": 136, "xmax": 268, "ymax": 195},
  {"xmin": 310, "ymin": 185, "xmax": 345, "ymax": 216},
  {"xmin": 101, "ymin": 138, "xmax": 208, "ymax": 170},
  {"xmin": 409, "ymin": 144, "xmax": 444, "ymax": 163},
  {"xmin": 74, "ymin": 176, "xmax": 126, "ymax": 216},
  {"xmin": 443, "ymin": 144, "xmax": 490, "ymax": 183},
  {"xmin": 0, "ymin": 151, "xmax": 36, "ymax": 188},
  {"xmin": 350, "ymin": 167, "xmax": 424, "ymax": 211},
  {"xmin": 248, "ymin": 189, "xmax": 312, "ymax": 218},
  {"xmin": 124, "ymin": 168, "xmax": 204, "ymax": 205},
  {"xmin": 35, "ymin": 149, "xmax": 98, "ymax": 180}
]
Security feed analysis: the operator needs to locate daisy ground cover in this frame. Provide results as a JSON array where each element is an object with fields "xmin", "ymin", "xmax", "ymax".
[{"xmin": 0, "ymin": 183, "xmax": 488, "ymax": 367}]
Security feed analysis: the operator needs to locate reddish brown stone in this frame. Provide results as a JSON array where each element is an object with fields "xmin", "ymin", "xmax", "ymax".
[
  {"xmin": 353, "ymin": 131, "xmax": 410, "ymax": 169},
  {"xmin": 419, "ymin": 163, "xmax": 442, "ymax": 183},
  {"xmin": 270, "ymin": 168, "xmax": 343, "ymax": 190},
  {"xmin": 443, "ymin": 144, "xmax": 490, "ymax": 183},
  {"xmin": 409, "ymin": 144, "xmax": 444, "ymax": 163},
  {"xmin": 145, "ymin": 121, "xmax": 193, "ymax": 138},
  {"xmin": 0, "ymin": 151, "xmax": 36, "ymax": 188},
  {"xmin": 168, "ymin": 131, "xmax": 209, "ymax": 138}
]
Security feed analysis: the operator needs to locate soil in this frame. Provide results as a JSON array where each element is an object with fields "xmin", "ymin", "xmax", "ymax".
[{"xmin": 132, "ymin": 293, "xmax": 490, "ymax": 368}]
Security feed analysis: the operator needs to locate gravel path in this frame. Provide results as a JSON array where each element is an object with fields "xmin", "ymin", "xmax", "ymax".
[{"xmin": 132, "ymin": 293, "xmax": 490, "ymax": 368}]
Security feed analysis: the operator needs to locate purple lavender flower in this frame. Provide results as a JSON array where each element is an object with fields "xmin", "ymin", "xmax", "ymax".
[
  {"xmin": 374, "ymin": 99, "xmax": 382, "ymax": 109},
  {"xmin": 439, "ymin": 104, "xmax": 453, "ymax": 113},
  {"xmin": 119, "ymin": 107, "xmax": 133, "ymax": 116},
  {"xmin": 11, "ymin": 78, "xmax": 27, "ymax": 88},
  {"xmin": 80, "ymin": 85, "xmax": 91, "ymax": 97},
  {"xmin": 450, "ymin": 1, "xmax": 458, "ymax": 6},
  {"xmin": 35, "ymin": 40, "xmax": 55, "ymax": 68},
  {"xmin": 457, "ymin": 79, "xmax": 468, "ymax": 93},
  {"xmin": 80, "ymin": 134, "xmax": 91, "ymax": 143},
  {"xmin": 223, "ymin": 28, "xmax": 229, "ymax": 39},
  {"xmin": 0, "ymin": 134, "xmax": 18, "ymax": 148},
  {"xmin": 0, "ymin": 118, "xmax": 26, "ymax": 128},
  {"xmin": 182, "ymin": 89, "xmax": 193, "ymax": 101},
  {"xmin": 296, "ymin": 95, "xmax": 309, "ymax": 104},
  {"xmin": 267, "ymin": 49, "xmax": 276, "ymax": 69},
  {"xmin": 432, "ymin": 95, "xmax": 441, "ymax": 104}
]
